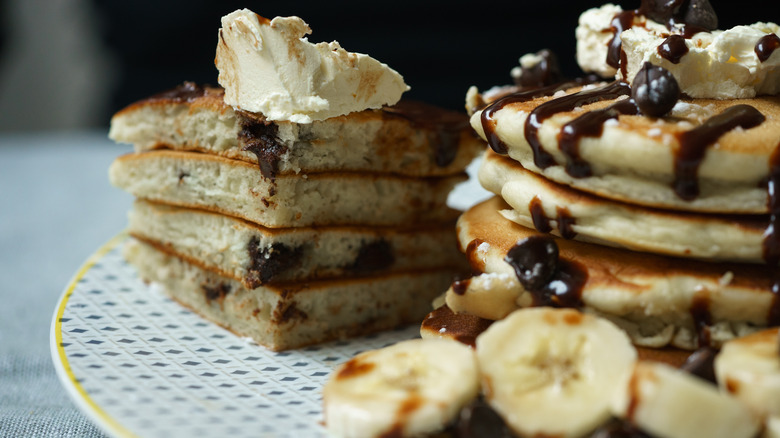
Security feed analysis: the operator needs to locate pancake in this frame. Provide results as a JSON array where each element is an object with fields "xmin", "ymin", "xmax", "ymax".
[
  {"xmin": 124, "ymin": 238, "xmax": 464, "ymax": 351},
  {"xmin": 479, "ymin": 149, "xmax": 769, "ymax": 263},
  {"xmin": 128, "ymin": 199, "xmax": 468, "ymax": 288},
  {"xmin": 469, "ymin": 84, "xmax": 780, "ymax": 213},
  {"xmin": 420, "ymin": 304, "xmax": 693, "ymax": 368},
  {"xmin": 109, "ymin": 150, "xmax": 465, "ymax": 227},
  {"xmin": 445, "ymin": 196, "xmax": 777, "ymax": 350},
  {"xmin": 109, "ymin": 83, "xmax": 484, "ymax": 179}
]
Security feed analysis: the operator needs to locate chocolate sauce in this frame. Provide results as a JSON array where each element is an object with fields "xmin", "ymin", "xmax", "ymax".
[
  {"xmin": 454, "ymin": 398, "xmax": 514, "ymax": 438},
  {"xmin": 481, "ymin": 80, "xmax": 586, "ymax": 156},
  {"xmin": 350, "ymin": 240, "xmax": 395, "ymax": 273},
  {"xmin": 421, "ymin": 305, "xmax": 493, "ymax": 348},
  {"xmin": 658, "ymin": 34, "xmax": 689, "ymax": 64},
  {"xmin": 382, "ymin": 100, "xmax": 471, "ymax": 168},
  {"xmin": 529, "ymin": 196, "xmax": 578, "ymax": 239},
  {"xmin": 246, "ymin": 239, "xmax": 302, "ymax": 288},
  {"xmin": 237, "ymin": 114, "xmax": 287, "ymax": 181},
  {"xmin": 755, "ymin": 33, "xmax": 780, "ymax": 63},
  {"xmin": 680, "ymin": 346, "xmax": 719, "ymax": 384},
  {"xmin": 673, "ymin": 105, "xmax": 765, "ymax": 200},
  {"xmin": 529, "ymin": 196, "xmax": 553, "ymax": 233},
  {"xmin": 525, "ymin": 81, "xmax": 631, "ymax": 170},
  {"xmin": 465, "ymin": 239, "xmax": 487, "ymax": 274},
  {"xmin": 452, "ymin": 278, "xmax": 472, "ymax": 295},
  {"xmin": 504, "ymin": 236, "xmax": 587, "ymax": 308},
  {"xmin": 690, "ymin": 294, "xmax": 712, "ymax": 347},
  {"xmin": 607, "ymin": 10, "xmax": 637, "ymax": 73},
  {"xmin": 149, "ymin": 81, "xmax": 208, "ymax": 103},
  {"xmin": 559, "ymin": 98, "xmax": 639, "ymax": 177}
]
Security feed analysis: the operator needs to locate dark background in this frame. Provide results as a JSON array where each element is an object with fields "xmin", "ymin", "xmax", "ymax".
[{"xmin": 60, "ymin": 1, "xmax": 780, "ymax": 121}]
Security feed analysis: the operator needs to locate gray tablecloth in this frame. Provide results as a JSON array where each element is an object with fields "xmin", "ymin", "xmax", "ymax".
[{"xmin": 0, "ymin": 131, "xmax": 132, "ymax": 437}]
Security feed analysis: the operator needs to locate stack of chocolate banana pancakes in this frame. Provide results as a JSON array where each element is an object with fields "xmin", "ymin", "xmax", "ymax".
[
  {"xmin": 435, "ymin": 0, "xmax": 780, "ymax": 352},
  {"xmin": 108, "ymin": 10, "xmax": 481, "ymax": 351}
]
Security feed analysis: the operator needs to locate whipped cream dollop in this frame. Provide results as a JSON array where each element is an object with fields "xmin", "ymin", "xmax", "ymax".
[
  {"xmin": 215, "ymin": 9, "xmax": 409, "ymax": 123},
  {"xmin": 576, "ymin": 4, "xmax": 780, "ymax": 99}
]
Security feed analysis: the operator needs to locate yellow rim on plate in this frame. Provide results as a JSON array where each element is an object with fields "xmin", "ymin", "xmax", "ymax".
[{"xmin": 50, "ymin": 231, "xmax": 137, "ymax": 438}]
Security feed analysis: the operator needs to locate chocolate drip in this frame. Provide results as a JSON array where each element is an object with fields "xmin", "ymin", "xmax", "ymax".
[
  {"xmin": 529, "ymin": 196, "xmax": 553, "ymax": 233},
  {"xmin": 690, "ymin": 294, "xmax": 712, "ymax": 347},
  {"xmin": 529, "ymin": 196, "xmax": 578, "ymax": 239},
  {"xmin": 525, "ymin": 81, "xmax": 632, "ymax": 170},
  {"xmin": 559, "ymin": 98, "xmax": 639, "ymax": 177},
  {"xmin": 237, "ymin": 115, "xmax": 286, "ymax": 181},
  {"xmin": 607, "ymin": 10, "xmax": 637, "ymax": 73},
  {"xmin": 504, "ymin": 236, "xmax": 587, "ymax": 308},
  {"xmin": 421, "ymin": 306, "xmax": 493, "ymax": 348},
  {"xmin": 755, "ymin": 33, "xmax": 780, "ymax": 62},
  {"xmin": 658, "ymin": 34, "xmax": 689, "ymax": 64},
  {"xmin": 150, "ymin": 81, "xmax": 208, "ymax": 103},
  {"xmin": 481, "ymin": 81, "xmax": 585, "ymax": 155},
  {"xmin": 673, "ymin": 105, "xmax": 765, "ymax": 200}
]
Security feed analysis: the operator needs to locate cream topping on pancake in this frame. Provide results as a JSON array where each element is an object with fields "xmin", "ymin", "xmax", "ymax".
[
  {"xmin": 215, "ymin": 10, "xmax": 408, "ymax": 123},
  {"xmin": 576, "ymin": 3, "xmax": 780, "ymax": 99}
]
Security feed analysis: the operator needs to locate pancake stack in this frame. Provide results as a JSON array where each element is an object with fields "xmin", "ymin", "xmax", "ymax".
[
  {"xmin": 107, "ymin": 16, "xmax": 482, "ymax": 350},
  {"xmin": 427, "ymin": 13, "xmax": 779, "ymax": 353}
]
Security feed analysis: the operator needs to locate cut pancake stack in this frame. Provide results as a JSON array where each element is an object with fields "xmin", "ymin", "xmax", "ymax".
[
  {"xmin": 429, "ymin": 83, "xmax": 779, "ymax": 351},
  {"xmin": 108, "ymin": 83, "xmax": 482, "ymax": 350}
]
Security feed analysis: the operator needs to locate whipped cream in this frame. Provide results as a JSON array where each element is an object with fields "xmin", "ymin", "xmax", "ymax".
[
  {"xmin": 215, "ymin": 9, "xmax": 409, "ymax": 123},
  {"xmin": 576, "ymin": 4, "xmax": 780, "ymax": 99}
]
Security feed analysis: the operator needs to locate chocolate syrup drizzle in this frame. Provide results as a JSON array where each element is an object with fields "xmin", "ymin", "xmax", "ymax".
[
  {"xmin": 525, "ymin": 81, "xmax": 632, "ymax": 170},
  {"xmin": 559, "ymin": 97, "xmax": 639, "ymax": 177},
  {"xmin": 529, "ymin": 196, "xmax": 578, "ymax": 239},
  {"xmin": 504, "ymin": 236, "xmax": 587, "ymax": 308},
  {"xmin": 756, "ymin": 33, "xmax": 780, "ymax": 63},
  {"xmin": 673, "ymin": 105, "xmax": 765, "ymax": 201}
]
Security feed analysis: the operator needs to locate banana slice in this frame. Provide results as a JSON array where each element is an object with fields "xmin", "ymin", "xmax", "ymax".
[
  {"xmin": 613, "ymin": 361, "xmax": 761, "ymax": 438},
  {"xmin": 765, "ymin": 416, "xmax": 780, "ymax": 438},
  {"xmin": 322, "ymin": 338, "xmax": 479, "ymax": 438},
  {"xmin": 714, "ymin": 327, "xmax": 780, "ymax": 421},
  {"xmin": 475, "ymin": 307, "xmax": 637, "ymax": 438}
]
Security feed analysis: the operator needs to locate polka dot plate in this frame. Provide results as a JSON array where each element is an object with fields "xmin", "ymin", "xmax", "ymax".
[{"xmin": 50, "ymin": 233, "xmax": 421, "ymax": 438}]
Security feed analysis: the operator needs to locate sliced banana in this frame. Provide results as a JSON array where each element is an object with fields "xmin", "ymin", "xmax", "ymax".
[
  {"xmin": 613, "ymin": 361, "xmax": 761, "ymax": 438},
  {"xmin": 714, "ymin": 327, "xmax": 780, "ymax": 421},
  {"xmin": 765, "ymin": 416, "xmax": 780, "ymax": 438},
  {"xmin": 322, "ymin": 338, "xmax": 479, "ymax": 438},
  {"xmin": 475, "ymin": 307, "xmax": 637, "ymax": 438}
]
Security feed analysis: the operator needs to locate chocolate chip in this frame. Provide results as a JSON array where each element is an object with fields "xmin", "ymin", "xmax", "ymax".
[
  {"xmin": 631, "ymin": 62, "xmax": 680, "ymax": 117},
  {"xmin": 680, "ymin": 346, "xmax": 719, "ymax": 384},
  {"xmin": 514, "ymin": 49, "xmax": 564, "ymax": 89},
  {"xmin": 683, "ymin": 0, "xmax": 718, "ymax": 31},
  {"xmin": 504, "ymin": 235, "xmax": 559, "ymax": 291}
]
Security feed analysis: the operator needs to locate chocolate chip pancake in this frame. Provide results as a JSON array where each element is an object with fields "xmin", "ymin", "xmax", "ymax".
[
  {"xmin": 128, "ymin": 199, "xmax": 467, "ymax": 288},
  {"xmin": 125, "ymin": 239, "xmax": 463, "ymax": 351},
  {"xmin": 445, "ymin": 196, "xmax": 777, "ymax": 350},
  {"xmin": 109, "ymin": 83, "xmax": 484, "ymax": 180},
  {"xmin": 109, "ymin": 149, "xmax": 465, "ymax": 227},
  {"xmin": 469, "ymin": 83, "xmax": 780, "ymax": 213},
  {"xmin": 479, "ymin": 149, "xmax": 769, "ymax": 263}
]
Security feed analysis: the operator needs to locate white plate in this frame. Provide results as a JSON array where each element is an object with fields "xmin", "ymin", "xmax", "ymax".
[{"xmin": 50, "ymin": 233, "xmax": 421, "ymax": 438}]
